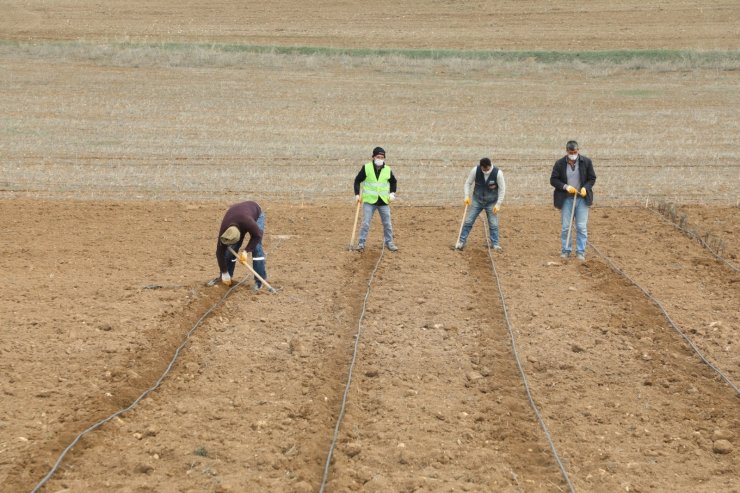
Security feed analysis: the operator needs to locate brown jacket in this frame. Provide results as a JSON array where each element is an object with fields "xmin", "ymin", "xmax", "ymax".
[{"xmin": 216, "ymin": 201, "xmax": 263, "ymax": 272}]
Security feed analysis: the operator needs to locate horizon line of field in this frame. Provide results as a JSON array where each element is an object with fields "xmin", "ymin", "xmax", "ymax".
[
  {"xmin": 2, "ymin": 190, "xmax": 736, "ymax": 208},
  {"xmin": 7, "ymin": 157, "xmax": 740, "ymax": 169},
  {"xmin": 3, "ymin": 39, "xmax": 739, "ymax": 63}
]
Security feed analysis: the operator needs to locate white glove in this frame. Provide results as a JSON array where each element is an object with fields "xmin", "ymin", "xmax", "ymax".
[
  {"xmin": 220, "ymin": 272, "xmax": 232, "ymax": 286},
  {"xmin": 355, "ymin": 195, "xmax": 361, "ymax": 203},
  {"xmin": 389, "ymin": 192, "xmax": 396, "ymax": 201}
]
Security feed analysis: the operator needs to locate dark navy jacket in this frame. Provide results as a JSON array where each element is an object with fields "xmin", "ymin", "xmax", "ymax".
[{"xmin": 550, "ymin": 155, "xmax": 596, "ymax": 209}]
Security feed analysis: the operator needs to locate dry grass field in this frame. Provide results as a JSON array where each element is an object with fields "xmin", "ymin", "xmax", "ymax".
[
  {"xmin": 1, "ymin": 43, "xmax": 738, "ymax": 205},
  {"xmin": 1, "ymin": 1, "xmax": 738, "ymax": 492},
  {"xmin": 2, "ymin": 0, "xmax": 739, "ymax": 50}
]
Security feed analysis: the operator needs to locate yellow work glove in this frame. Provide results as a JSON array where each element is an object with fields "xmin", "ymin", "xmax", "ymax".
[
  {"xmin": 464, "ymin": 197, "xmax": 471, "ymax": 206},
  {"xmin": 238, "ymin": 251, "xmax": 249, "ymax": 264},
  {"xmin": 220, "ymin": 272, "xmax": 232, "ymax": 286},
  {"xmin": 493, "ymin": 205, "xmax": 500, "ymax": 215},
  {"xmin": 580, "ymin": 187, "xmax": 587, "ymax": 197},
  {"xmin": 566, "ymin": 185, "xmax": 577, "ymax": 194}
]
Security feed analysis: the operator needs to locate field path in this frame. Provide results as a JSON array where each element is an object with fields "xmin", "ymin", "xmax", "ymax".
[{"xmin": 324, "ymin": 209, "xmax": 568, "ymax": 492}]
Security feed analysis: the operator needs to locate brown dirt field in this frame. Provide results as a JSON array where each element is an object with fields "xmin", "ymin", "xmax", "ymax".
[
  {"xmin": 1, "ymin": 0, "xmax": 738, "ymax": 50},
  {"xmin": 1, "ymin": 1, "xmax": 738, "ymax": 492},
  {"xmin": 1, "ymin": 201, "xmax": 737, "ymax": 493}
]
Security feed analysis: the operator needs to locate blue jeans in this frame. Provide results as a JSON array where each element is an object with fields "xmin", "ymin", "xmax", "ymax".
[
  {"xmin": 560, "ymin": 196, "xmax": 589, "ymax": 255},
  {"xmin": 223, "ymin": 211, "xmax": 267, "ymax": 287},
  {"xmin": 358, "ymin": 203, "xmax": 394, "ymax": 245},
  {"xmin": 459, "ymin": 199, "xmax": 499, "ymax": 246}
]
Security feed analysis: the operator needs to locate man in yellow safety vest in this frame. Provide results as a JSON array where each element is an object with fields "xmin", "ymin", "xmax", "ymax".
[{"xmin": 353, "ymin": 146, "xmax": 398, "ymax": 252}]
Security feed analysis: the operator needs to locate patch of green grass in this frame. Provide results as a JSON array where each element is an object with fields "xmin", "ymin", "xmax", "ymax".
[
  {"xmin": 616, "ymin": 89, "xmax": 663, "ymax": 98},
  {"xmin": 132, "ymin": 42, "xmax": 740, "ymax": 65},
  {"xmin": 193, "ymin": 446, "xmax": 208, "ymax": 457},
  {"xmin": 3, "ymin": 39, "xmax": 738, "ymax": 66}
]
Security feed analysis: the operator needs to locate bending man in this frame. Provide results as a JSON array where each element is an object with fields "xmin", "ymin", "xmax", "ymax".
[{"xmin": 215, "ymin": 200, "xmax": 267, "ymax": 288}]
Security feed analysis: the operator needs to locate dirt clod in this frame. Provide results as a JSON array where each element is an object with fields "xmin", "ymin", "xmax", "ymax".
[
  {"xmin": 134, "ymin": 463, "xmax": 153, "ymax": 474},
  {"xmin": 712, "ymin": 440, "xmax": 733, "ymax": 454}
]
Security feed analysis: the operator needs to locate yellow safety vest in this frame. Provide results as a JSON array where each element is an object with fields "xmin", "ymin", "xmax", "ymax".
[{"xmin": 361, "ymin": 162, "xmax": 391, "ymax": 204}]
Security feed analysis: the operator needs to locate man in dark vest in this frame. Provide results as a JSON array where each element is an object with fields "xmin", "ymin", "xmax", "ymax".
[
  {"xmin": 455, "ymin": 157, "xmax": 506, "ymax": 251},
  {"xmin": 549, "ymin": 140, "xmax": 596, "ymax": 261}
]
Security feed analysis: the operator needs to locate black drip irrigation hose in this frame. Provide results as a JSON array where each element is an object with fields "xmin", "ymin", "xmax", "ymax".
[
  {"xmin": 589, "ymin": 241, "xmax": 739, "ymax": 396},
  {"xmin": 30, "ymin": 238, "xmax": 285, "ymax": 493},
  {"xmin": 318, "ymin": 243, "xmax": 386, "ymax": 493},
  {"xmin": 482, "ymin": 223, "xmax": 577, "ymax": 493}
]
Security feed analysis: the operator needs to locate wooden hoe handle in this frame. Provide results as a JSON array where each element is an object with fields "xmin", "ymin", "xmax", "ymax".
[{"xmin": 227, "ymin": 246, "xmax": 277, "ymax": 293}]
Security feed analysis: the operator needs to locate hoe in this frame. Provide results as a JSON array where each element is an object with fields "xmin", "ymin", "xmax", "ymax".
[
  {"xmin": 228, "ymin": 246, "xmax": 278, "ymax": 293},
  {"xmin": 347, "ymin": 197, "xmax": 361, "ymax": 251}
]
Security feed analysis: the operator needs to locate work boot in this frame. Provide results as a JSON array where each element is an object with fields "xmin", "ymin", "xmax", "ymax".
[
  {"xmin": 493, "ymin": 244, "xmax": 502, "ymax": 252},
  {"xmin": 356, "ymin": 243, "xmax": 365, "ymax": 252},
  {"xmin": 560, "ymin": 252, "xmax": 570, "ymax": 258},
  {"xmin": 386, "ymin": 242, "xmax": 398, "ymax": 252},
  {"xmin": 454, "ymin": 241, "xmax": 465, "ymax": 251},
  {"xmin": 576, "ymin": 253, "xmax": 586, "ymax": 261}
]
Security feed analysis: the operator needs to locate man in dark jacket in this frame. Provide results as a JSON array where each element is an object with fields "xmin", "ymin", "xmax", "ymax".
[
  {"xmin": 215, "ymin": 200, "xmax": 267, "ymax": 288},
  {"xmin": 550, "ymin": 141, "xmax": 596, "ymax": 260}
]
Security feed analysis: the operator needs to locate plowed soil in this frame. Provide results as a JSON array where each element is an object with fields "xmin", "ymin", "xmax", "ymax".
[{"xmin": 1, "ymin": 200, "xmax": 737, "ymax": 492}]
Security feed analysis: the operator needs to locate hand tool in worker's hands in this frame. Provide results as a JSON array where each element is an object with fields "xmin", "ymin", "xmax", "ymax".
[
  {"xmin": 565, "ymin": 195, "xmax": 578, "ymax": 252},
  {"xmin": 347, "ymin": 195, "xmax": 362, "ymax": 251},
  {"xmin": 454, "ymin": 199, "xmax": 469, "ymax": 250},
  {"xmin": 227, "ymin": 246, "xmax": 278, "ymax": 293}
]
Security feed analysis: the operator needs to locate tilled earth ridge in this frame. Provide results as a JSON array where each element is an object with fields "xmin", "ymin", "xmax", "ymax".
[
  {"xmin": 0, "ymin": 200, "xmax": 226, "ymax": 490},
  {"xmin": 494, "ymin": 208, "xmax": 739, "ymax": 492},
  {"xmin": 327, "ymin": 214, "xmax": 566, "ymax": 492},
  {"xmin": 16, "ymin": 205, "xmax": 379, "ymax": 492},
  {"xmin": 672, "ymin": 205, "xmax": 740, "ymax": 265},
  {"xmin": 0, "ymin": 201, "xmax": 737, "ymax": 492},
  {"xmin": 590, "ymin": 208, "xmax": 740, "ymax": 384}
]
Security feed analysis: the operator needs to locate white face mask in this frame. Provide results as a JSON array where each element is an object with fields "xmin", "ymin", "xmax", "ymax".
[
  {"xmin": 374, "ymin": 159, "xmax": 384, "ymax": 166},
  {"xmin": 567, "ymin": 153, "xmax": 579, "ymax": 161}
]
